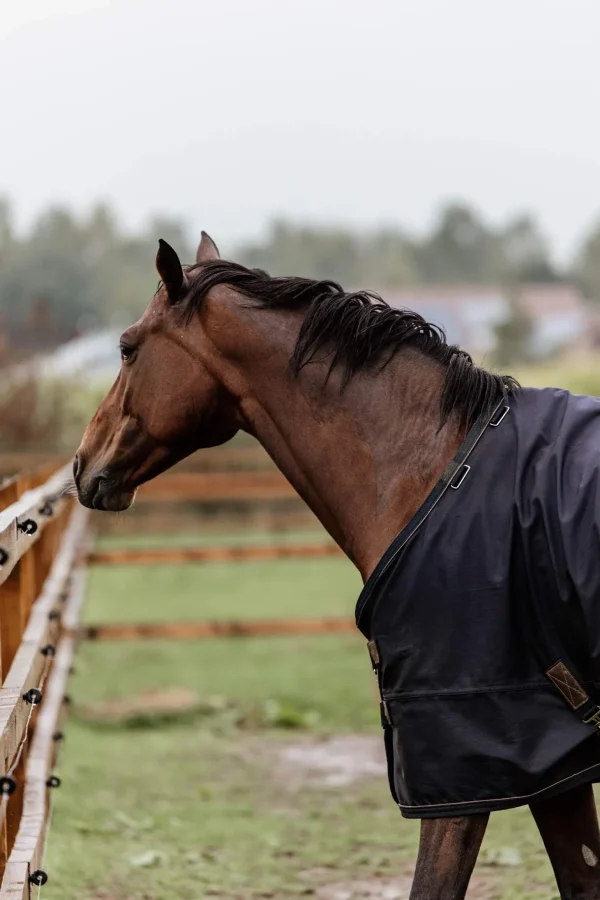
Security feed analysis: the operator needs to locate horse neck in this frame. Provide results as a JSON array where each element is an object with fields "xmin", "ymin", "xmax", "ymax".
[{"xmin": 227, "ymin": 327, "xmax": 462, "ymax": 581}]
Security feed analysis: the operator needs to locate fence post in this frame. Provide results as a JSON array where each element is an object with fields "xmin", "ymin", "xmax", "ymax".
[
  {"xmin": 0, "ymin": 479, "xmax": 19, "ymax": 881},
  {"xmin": 0, "ymin": 479, "xmax": 32, "ymax": 676}
]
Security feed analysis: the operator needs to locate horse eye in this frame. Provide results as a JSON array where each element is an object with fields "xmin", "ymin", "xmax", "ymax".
[{"xmin": 120, "ymin": 345, "xmax": 135, "ymax": 363}]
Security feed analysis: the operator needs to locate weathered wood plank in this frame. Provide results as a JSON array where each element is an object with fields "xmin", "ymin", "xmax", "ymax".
[
  {"xmin": 0, "ymin": 483, "xmax": 18, "ymax": 515},
  {"xmin": 88, "ymin": 541, "xmax": 340, "ymax": 566},
  {"xmin": 0, "ymin": 457, "xmax": 68, "ymax": 480},
  {"xmin": 60, "ymin": 567, "xmax": 88, "ymax": 637},
  {"xmin": 0, "ymin": 635, "xmax": 75, "ymax": 898},
  {"xmin": 136, "ymin": 470, "xmax": 298, "ymax": 502},
  {"xmin": 78, "ymin": 616, "xmax": 357, "ymax": 641},
  {"xmin": 0, "ymin": 512, "xmax": 89, "ymax": 897},
  {"xmin": 0, "ymin": 445, "xmax": 271, "ymax": 477},
  {"xmin": 0, "ymin": 466, "xmax": 73, "ymax": 589},
  {"xmin": 0, "ymin": 482, "xmax": 19, "ymax": 682},
  {"xmin": 0, "ymin": 506, "xmax": 88, "ymax": 778}
]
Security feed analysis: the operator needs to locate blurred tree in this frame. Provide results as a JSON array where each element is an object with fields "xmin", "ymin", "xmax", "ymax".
[
  {"xmin": 574, "ymin": 217, "xmax": 600, "ymax": 301},
  {"xmin": 0, "ymin": 201, "xmax": 192, "ymax": 348},
  {"xmin": 493, "ymin": 283, "xmax": 534, "ymax": 367},
  {"xmin": 237, "ymin": 220, "xmax": 417, "ymax": 286},
  {"xmin": 500, "ymin": 215, "xmax": 558, "ymax": 283},
  {"xmin": 145, "ymin": 215, "xmax": 192, "ymax": 262},
  {"xmin": 414, "ymin": 203, "xmax": 503, "ymax": 284},
  {"xmin": 358, "ymin": 229, "xmax": 418, "ymax": 286},
  {"xmin": 0, "ymin": 197, "xmax": 14, "ymax": 257},
  {"xmin": 239, "ymin": 220, "xmax": 359, "ymax": 282},
  {"xmin": 0, "ymin": 206, "xmax": 86, "ymax": 345},
  {"xmin": 83, "ymin": 203, "xmax": 118, "ymax": 263}
]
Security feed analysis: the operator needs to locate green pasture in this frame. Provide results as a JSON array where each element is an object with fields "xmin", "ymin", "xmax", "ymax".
[
  {"xmin": 43, "ymin": 526, "xmax": 571, "ymax": 900},
  {"xmin": 514, "ymin": 358, "xmax": 600, "ymax": 396}
]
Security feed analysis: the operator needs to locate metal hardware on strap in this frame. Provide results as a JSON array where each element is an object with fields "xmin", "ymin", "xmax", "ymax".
[
  {"xmin": 368, "ymin": 641, "xmax": 390, "ymax": 728},
  {"xmin": 546, "ymin": 659, "xmax": 600, "ymax": 735},
  {"xmin": 380, "ymin": 700, "xmax": 391, "ymax": 727},
  {"xmin": 450, "ymin": 464, "xmax": 471, "ymax": 490},
  {"xmin": 367, "ymin": 639, "xmax": 380, "ymax": 669},
  {"xmin": 490, "ymin": 405, "xmax": 510, "ymax": 427},
  {"xmin": 583, "ymin": 708, "xmax": 600, "ymax": 731}
]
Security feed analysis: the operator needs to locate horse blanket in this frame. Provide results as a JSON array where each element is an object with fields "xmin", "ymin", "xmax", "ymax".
[{"xmin": 356, "ymin": 386, "xmax": 600, "ymax": 818}]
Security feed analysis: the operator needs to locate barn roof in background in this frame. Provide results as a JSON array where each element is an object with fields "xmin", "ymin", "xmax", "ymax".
[{"xmin": 376, "ymin": 283, "xmax": 589, "ymax": 358}]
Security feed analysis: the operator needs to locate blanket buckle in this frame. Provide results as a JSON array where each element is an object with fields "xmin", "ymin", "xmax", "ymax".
[
  {"xmin": 583, "ymin": 707, "xmax": 600, "ymax": 731},
  {"xmin": 381, "ymin": 700, "xmax": 391, "ymax": 726}
]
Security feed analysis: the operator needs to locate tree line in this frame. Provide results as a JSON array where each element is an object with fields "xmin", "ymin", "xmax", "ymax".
[{"xmin": 1, "ymin": 196, "xmax": 600, "ymax": 352}]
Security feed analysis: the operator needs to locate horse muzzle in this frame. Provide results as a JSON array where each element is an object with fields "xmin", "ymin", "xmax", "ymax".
[{"xmin": 74, "ymin": 456, "xmax": 136, "ymax": 511}]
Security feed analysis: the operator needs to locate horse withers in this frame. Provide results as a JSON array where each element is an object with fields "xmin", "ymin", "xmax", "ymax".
[{"xmin": 74, "ymin": 232, "xmax": 600, "ymax": 899}]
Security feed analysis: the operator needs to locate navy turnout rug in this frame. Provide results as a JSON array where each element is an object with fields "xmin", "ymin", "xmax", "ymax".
[{"xmin": 356, "ymin": 387, "xmax": 600, "ymax": 818}]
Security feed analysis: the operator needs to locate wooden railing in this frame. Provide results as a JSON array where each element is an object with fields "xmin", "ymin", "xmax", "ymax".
[
  {"xmin": 87, "ymin": 541, "xmax": 341, "ymax": 566},
  {"xmin": 0, "ymin": 445, "xmax": 272, "ymax": 480},
  {"xmin": 0, "ymin": 468, "xmax": 88, "ymax": 896},
  {"xmin": 137, "ymin": 470, "xmax": 297, "ymax": 502}
]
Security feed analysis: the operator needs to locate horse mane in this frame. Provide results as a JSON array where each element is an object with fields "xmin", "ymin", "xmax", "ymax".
[{"xmin": 185, "ymin": 260, "xmax": 519, "ymax": 429}]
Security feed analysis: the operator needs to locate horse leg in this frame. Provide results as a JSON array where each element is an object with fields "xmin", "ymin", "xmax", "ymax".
[
  {"xmin": 530, "ymin": 783, "xmax": 600, "ymax": 899},
  {"xmin": 409, "ymin": 814, "xmax": 489, "ymax": 899}
]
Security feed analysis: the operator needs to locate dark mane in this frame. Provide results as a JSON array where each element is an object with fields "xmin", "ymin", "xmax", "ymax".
[{"xmin": 185, "ymin": 260, "xmax": 519, "ymax": 429}]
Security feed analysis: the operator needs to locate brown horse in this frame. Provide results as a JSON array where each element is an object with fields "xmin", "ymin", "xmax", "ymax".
[{"xmin": 75, "ymin": 232, "xmax": 600, "ymax": 899}]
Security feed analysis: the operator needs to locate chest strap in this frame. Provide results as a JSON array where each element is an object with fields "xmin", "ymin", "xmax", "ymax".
[{"xmin": 367, "ymin": 639, "xmax": 392, "ymax": 726}]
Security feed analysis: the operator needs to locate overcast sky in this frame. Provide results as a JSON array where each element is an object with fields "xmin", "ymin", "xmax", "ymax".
[{"xmin": 2, "ymin": 0, "xmax": 599, "ymax": 260}]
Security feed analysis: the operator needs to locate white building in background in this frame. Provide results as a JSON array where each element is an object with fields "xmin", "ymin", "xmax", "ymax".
[{"xmin": 9, "ymin": 329, "xmax": 121, "ymax": 385}]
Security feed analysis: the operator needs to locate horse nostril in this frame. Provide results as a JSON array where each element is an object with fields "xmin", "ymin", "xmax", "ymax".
[{"xmin": 73, "ymin": 454, "xmax": 82, "ymax": 482}]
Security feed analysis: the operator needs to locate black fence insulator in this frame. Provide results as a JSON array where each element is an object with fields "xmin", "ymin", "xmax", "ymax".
[
  {"xmin": 38, "ymin": 502, "xmax": 54, "ymax": 517},
  {"xmin": 0, "ymin": 776, "xmax": 17, "ymax": 796},
  {"xmin": 52, "ymin": 731, "xmax": 64, "ymax": 742},
  {"xmin": 48, "ymin": 610, "xmax": 61, "ymax": 622},
  {"xmin": 0, "ymin": 548, "xmax": 8, "ymax": 567},
  {"xmin": 23, "ymin": 688, "xmax": 42, "ymax": 705},
  {"xmin": 41, "ymin": 644, "xmax": 56, "ymax": 657},
  {"xmin": 29, "ymin": 870, "xmax": 48, "ymax": 887},
  {"xmin": 63, "ymin": 694, "xmax": 72, "ymax": 706},
  {"xmin": 18, "ymin": 519, "xmax": 37, "ymax": 536},
  {"xmin": 46, "ymin": 775, "xmax": 61, "ymax": 788}
]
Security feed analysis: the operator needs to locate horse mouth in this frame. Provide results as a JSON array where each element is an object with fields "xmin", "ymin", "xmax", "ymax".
[
  {"xmin": 91, "ymin": 487, "xmax": 136, "ymax": 512},
  {"xmin": 77, "ymin": 474, "xmax": 137, "ymax": 512}
]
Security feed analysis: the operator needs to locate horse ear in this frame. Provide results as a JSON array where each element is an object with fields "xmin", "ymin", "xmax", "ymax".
[
  {"xmin": 156, "ymin": 239, "xmax": 184, "ymax": 303},
  {"xmin": 196, "ymin": 231, "xmax": 220, "ymax": 263}
]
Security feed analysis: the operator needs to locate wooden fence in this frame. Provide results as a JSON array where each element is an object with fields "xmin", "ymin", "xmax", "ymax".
[
  {"xmin": 0, "ymin": 466, "xmax": 89, "ymax": 896},
  {"xmin": 0, "ymin": 455, "xmax": 354, "ymax": 895},
  {"xmin": 87, "ymin": 541, "xmax": 341, "ymax": 566},
  {"xmin": 0, "ymin": 446, "xmax": 273, "ymax": 480}
]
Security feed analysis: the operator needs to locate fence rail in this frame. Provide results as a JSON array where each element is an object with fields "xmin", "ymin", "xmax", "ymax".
[
  {"xmin": 137, "ymin": 470, "xmax": 297, "ymax": 502},
  {"xmin": 0, "ymin": 445, "xmax": 272, "ymax": 480},
  {"xmin": 87, "ymin": 541, "xmax": 341, "ymax": 566},
  {"xmin": 0, "ymin": 468, "xmax": 88, "ymax": 896},
  {"xmin": 77, "ymin": 617, "xmax": 356, "ymax": 641}
]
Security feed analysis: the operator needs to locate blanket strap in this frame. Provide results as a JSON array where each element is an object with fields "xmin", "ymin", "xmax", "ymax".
[
  {"xmin": 546, "ymin": 660, "xmax": 600, "ymax": 732},
  {"xmin": 367, "ymin": 639, "xmax": 392, "ymax": 726},
  {"xmin": 367, "ymin": 639, "xmax": 400, "ymax": 804}
]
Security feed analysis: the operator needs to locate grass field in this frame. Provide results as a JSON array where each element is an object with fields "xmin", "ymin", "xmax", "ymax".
[{"xmin": 44, "ymin": 528, "xmax": 567, "ymax": 900}]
